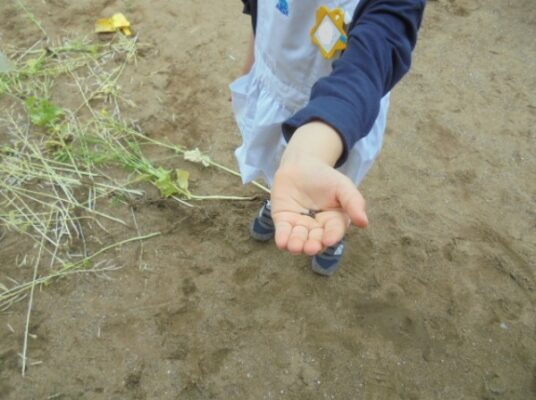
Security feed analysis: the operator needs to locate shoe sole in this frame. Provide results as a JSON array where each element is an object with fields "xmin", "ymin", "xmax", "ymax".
[
  {"xmin": 311, "ymin": 258, "xmax": 341, "ymax": 276},
  {"xmin": 249, "ymin": 219, "xmax": 275, "ymax": 242}
]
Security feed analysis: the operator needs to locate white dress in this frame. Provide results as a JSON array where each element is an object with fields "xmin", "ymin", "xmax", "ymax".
[{"xmin": 230, "ymin": 0, "xmax": 390, "ymax": 186}]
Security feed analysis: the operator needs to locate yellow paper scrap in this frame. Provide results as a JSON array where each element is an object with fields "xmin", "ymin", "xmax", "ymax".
[
  {"xmin": 95, "ymin": 13, "xmax": 133, "ymax": 36},
  {"xmin": 95, "ymin": 18, "xmax": 115, "ymax": 33},
  {"xmin": 111, "ymin": 13, "xmax": 130, "ymax": 28}
]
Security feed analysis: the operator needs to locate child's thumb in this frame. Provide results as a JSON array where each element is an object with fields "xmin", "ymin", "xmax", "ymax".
[{"xmin": 336, "ymin": 176, "xmax": 369, "ymax": 228}]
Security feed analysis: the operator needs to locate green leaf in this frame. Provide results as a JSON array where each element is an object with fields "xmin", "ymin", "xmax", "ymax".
[
  {"xmin": 24, "ymin": 53, "xmax": 46, "ymax": 75},
  {"xmin": 153, "ymin": 168, "xmax": 177, "ymax": 197},
  {"xmin": 25, "ymin": 97, "xmax": 65, "ymax": 127},
  {"xmin": 175, "ymin": 169, "xmax": 189, "ymax": 191}
]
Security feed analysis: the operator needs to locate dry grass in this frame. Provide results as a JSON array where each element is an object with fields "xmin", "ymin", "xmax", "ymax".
[
  {"xmin": 0, "ymin": 5, "xmax": 266, "ymax": 374},
  {"xmin": 1, "ymin": 32, "xmax": 265, "ymax": 309}
]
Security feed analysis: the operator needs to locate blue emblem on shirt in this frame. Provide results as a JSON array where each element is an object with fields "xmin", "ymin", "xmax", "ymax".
[{"xmin": 276, "ymin": 0, "xmax": 289, "ymax": 16}]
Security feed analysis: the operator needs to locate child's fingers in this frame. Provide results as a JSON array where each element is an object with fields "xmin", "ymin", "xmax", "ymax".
[
  {"xmin": 336, "ymin": 177, "xmax": 368, "ymax": 228},
  {"xmin": 274, "ymin": 220, "xmax": 292, "ymax": 250},
  {"xmin": 274, "ymin": 211, "xmax": 322, "ymax": 253},
  {"xmin": 287, "ymin": 225, "xmax": 309, "ymax": 255},
  {"xmin": 321, "ymin": 217, "xmax": 347, "ymax": 247},
  {"xmin": 304, "ymin": 227, "xmax": 324, "ymax": 256}
]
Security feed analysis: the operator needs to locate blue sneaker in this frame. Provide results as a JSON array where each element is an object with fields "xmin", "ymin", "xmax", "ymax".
[
  {"xmin": 312, "ymin": 240, "xmax": 345, "ymax": 276},
  {"xmin": 250, "ymin": 200, "xmax": 275, "ymax": 241}
]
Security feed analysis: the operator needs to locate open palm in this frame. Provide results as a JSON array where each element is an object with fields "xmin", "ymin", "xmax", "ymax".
[{"xmin": 270, "ymin": 157, "xmax": 369, "ymax": 256}]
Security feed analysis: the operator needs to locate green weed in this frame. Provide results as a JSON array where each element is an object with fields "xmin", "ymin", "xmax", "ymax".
[{"xmin": 25, "ymin": 97, "xmax": 64, "ymax": 128}]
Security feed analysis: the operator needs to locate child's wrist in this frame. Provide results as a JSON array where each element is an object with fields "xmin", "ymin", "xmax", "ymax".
[{"xmin": 281, "ymin": 121, "xmax": 343, "ymax": 167}]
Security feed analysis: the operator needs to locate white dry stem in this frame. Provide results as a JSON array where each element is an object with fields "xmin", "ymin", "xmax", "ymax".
[
  {"xmin": 3, "ymin": 184, "xmax": 127, "ymax": 226},
  {"xmin": 0, "ymin": 216, "xmax": 67, "ymax": 267},
  {"xmin": 21, "ymin": 233, "xmax": 45, "ymax": 377},
  {"xmin": 15, "ymin": 38, "xmax": 43, "ymax": 62},
  {"xmin": 130, "ymin": 207, "xmax": 144, "ymax": 271},
  {"xmin": 172, "ymin": 196, "xmax": 195, "ymax": 208},
  {"xmin": 0, "ymin": 191, "xmax": 59, "ymax": 248},
  {"xmin": 15, "ymin": 0, "xmax": 48, "ymax": 37},
  {"xmin": 125, "ymin": 128, "xmax": 270, "ymax": 194},
  {"xmin": 0, "ymin": 232, "xmax": 160, "ymax": 308}
]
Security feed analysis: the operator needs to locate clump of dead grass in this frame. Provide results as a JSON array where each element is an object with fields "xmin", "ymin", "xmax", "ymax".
[
  {"xmin": 0, "ymin": 4, "xmax": 267, "ymax": 375},
  {"xmin": 0, "ymin": 30, "xmax": 265, "ymax": 310}
]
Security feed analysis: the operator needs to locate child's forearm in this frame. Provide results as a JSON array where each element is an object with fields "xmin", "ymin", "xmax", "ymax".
[{"xmin": 280, "ymin": 121, "xmax": 343, "ymax": 168}]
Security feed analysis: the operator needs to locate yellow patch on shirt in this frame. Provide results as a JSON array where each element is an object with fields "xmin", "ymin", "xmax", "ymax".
[{"xmin": 310, "ymin": 6, "xmax": 348, "ymax": 60}]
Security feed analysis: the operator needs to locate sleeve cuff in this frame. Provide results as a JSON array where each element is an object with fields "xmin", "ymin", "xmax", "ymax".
[{"xmin": 282, "ymin": 97, "xmax": 367, "ymax": 168}]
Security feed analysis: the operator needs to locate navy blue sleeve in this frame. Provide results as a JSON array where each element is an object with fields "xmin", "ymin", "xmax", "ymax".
[
  {"xmin": 241, "ymin": 0, "xmax": 251, "ymax": 14},
  {"xmin": 241, "ymin": 0, "xmax": 257, "ymax": 34},
  {"xmin": 282, "ymin": 0, "xmax": 426, "ymax": 167}
]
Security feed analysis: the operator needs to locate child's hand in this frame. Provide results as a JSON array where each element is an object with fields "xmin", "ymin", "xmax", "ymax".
[{"xmin": 270, "ymin": 122, "xmax": 368, "ymax": 256}]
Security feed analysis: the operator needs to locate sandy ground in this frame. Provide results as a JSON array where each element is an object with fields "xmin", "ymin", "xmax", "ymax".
[{"xmin": 1, "ymin": 0, "xmax": 535, "ymax": 399}]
